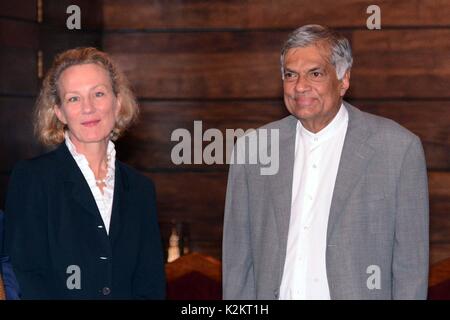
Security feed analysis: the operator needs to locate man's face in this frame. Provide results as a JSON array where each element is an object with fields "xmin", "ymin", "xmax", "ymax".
[{"xmin": 282, "ymin": 43, "xmax": 350, "ymax": 132}]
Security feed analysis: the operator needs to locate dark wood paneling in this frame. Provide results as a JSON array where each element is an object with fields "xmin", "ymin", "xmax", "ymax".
[
  {"xmin": 0, "ymin": 0, "xmax": 36, "ymax": 21},
  {"xmin": 355, "ymin": 100, "xmax": 450, "ymax": 170},
  {"xmin": 104, "ymin": 29, "xmax": 450, "ymax": 99},
  {"xmin": 146, "ymin": 171, "xmax": 227, "ymax": 225},
  {"xmin": 0, "ymin": 48, "xmax": 37, "ymax": 95},
  {"xmin": 0, "ymin": 97, "xmax": 45, "ymax": 172},
  {"xmin": 116, "ymin": 100, "xmax": 449, "ymax": 170},
  {"xmin": 116, "ymin": 100, "xmax": 288, "ymax": 170},
  {"xmin": 39, "ymin": 29, "xmax": 102, "ymax": 73},
  {"xmin": 429, "ymin": 172, "xmax": 450, "ymax": 244},
  {"xmin": 0, "ymin": 18, "xmax": 39, "ymax": 49},
  {"xmin": 103, "ymin": 0, "xmax": 450, "ymax": 30},
  {"xmin": 349, "ymin": 29, "xmax": 450, "ymax": 99},
  {"xmin": 431, "ymin": 244, "xmax": 450, "ymax": 265}
]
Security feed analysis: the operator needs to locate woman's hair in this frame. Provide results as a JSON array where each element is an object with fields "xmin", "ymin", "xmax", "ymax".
[{"xmin": 34, "ymin": 47, "xmax": 139, "ymax": 146}]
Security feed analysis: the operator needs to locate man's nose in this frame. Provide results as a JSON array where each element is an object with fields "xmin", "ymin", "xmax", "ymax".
[{"xmin": 294, "ymin": 75, "xmax": 311, "ymax": 93}]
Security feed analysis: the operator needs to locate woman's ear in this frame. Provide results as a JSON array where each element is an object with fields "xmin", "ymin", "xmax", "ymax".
[
  {"xmin": 53, "ymin": 105, "xmax": 67, "ymax": 124},
  {"xmin": 115, "ymin": 94, "xmax": 122, "ymax": 117}
]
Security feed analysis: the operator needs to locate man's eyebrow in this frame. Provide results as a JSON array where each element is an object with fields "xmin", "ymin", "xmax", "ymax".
[{"xmin": 307, "ymin": 66, "xmax": 325, "ymax": 72}]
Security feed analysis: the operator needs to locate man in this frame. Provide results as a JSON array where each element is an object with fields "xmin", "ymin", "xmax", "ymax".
[{"xmin": 222, "ymin": 25, "xmax": 429, "ymax": 300}]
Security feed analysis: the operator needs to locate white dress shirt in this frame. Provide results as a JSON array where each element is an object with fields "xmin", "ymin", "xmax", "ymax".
[
  {"xmin": 279, "ymin": 103, "xmax": 349, "ymax": 300},
  {"xmin": 65, "ymin": 132, "xmax": 116, "ymax": 235}
]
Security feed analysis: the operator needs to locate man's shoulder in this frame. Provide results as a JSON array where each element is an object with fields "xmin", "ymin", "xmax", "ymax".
[
  {"xmin": 348, "ymin": 103, "xmax": 419, "ymax": 144},
  {"xmin": 257, "ymin": 115, "xmax": 297, "ymax": 132}
]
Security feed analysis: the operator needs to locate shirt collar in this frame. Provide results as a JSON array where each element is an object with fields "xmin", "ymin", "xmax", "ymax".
[
  {"xmin": 297, "ymin": 102, "xmax": 348, "ymax": 145},
  {"xmin": 64, "ymin": 131, "xmax": 116, "ymax": 186}
]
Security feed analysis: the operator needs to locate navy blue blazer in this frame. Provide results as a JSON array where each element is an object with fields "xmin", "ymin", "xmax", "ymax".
[{"xmin": 4, "ymin": 143, "xmax": 166, "ymax": 299}]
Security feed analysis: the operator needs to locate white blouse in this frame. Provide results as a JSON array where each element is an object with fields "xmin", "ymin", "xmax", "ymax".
[{"xmin": 65, "ymin": 132, "xmax": 116, "ymax": 235}]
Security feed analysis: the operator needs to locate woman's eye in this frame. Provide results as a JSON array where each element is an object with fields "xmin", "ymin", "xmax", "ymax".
[
  {"xmin": 95, "ymin": 91, "xmax": 105, "ymax": 97},
  {"xmin": 67, "ymin": 96, "xmax": 79, "ymax": 103}
]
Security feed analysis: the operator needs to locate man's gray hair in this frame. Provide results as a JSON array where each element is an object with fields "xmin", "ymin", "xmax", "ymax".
[{"xmin": 280, "ymin": 24, "xmax": 353, "ymax": 80}]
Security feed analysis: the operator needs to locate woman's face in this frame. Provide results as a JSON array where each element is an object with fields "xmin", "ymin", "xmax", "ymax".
[{"xmin": 54, "ymin": 63, "xmax": 121, "ymax": 147}]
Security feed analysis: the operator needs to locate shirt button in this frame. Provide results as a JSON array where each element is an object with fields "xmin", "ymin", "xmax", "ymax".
[
  {"xmin": 100, "ymin": 256, "xmax": 108, "ymax": 260},
  {"xmin": 308, "ymin": 195, "xmax": 313, "ymax": 200},
  {"xmin": 102, "ymin": 287, "xmax": 111, "ymax": 296},
  {"xmin": 312, "ymin": 164, "xmax": 317, "ymax": 168},
  {"xmin": 303, "ymin": 226, "xmax": 309, "ymax": 230}
]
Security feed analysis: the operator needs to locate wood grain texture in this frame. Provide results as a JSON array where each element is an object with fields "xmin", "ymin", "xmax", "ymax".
[
  {"xmin": 103, "ymin": 0, "xmax": 450, "ymax": 30},
  {"xmin": 0, "ymin": 48, "xmax": 37, "ymax": 95},
  {"xmin": 0, "ymin": 97, "xmax": 45, "ymax": 172},
  {"xmin": 0, "ymin": 0, "xmax": 36, "ymax": 21},
  {"xmin": 0, "ymin": 18, "xmax": 39, "ymax": 49},
  {"xmin": 116, "ymin": 100, "xmax": 289, "ymax": 170},
  {"xmin": 104, "ymin": 29, "xmax": 450, "ymax": 99}
]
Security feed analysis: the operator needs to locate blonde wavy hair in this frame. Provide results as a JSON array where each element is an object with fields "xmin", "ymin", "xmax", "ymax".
[{"xmin": 34, "ymin": 47, "xmax": 139, "ymax": 146}]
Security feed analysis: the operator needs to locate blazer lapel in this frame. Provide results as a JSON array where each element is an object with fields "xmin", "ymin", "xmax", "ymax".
[
  {"xmin": 108, "ymin": 163, "xmax": 129, "ymax": 246},
  {"xmin": 269, "ymin": 116, "xmax": 297, "ymax": 279},
  {"xmin": 326, "ymin": 103, "xmax": 375, "ymax": 242},
  {"xmin": 56, "ymin": 144, "xmax": 101, "ymax": 218}
]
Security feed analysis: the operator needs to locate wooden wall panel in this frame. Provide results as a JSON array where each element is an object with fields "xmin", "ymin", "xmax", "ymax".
[
  {"xmin": 349, "ymin": 29, "xmax": 450, "ymax": 99},
  {"xmin": 116, "ymin": 100, "xmax": 289, "ymax": 170},
  {"xmin": 104, "ymin": 29, "xmax": 450, "ymax": 99},
  {"xmin": 0, "ymin": 19, "xmax": 38, "ymax": 49},
  {"xmin": 103, "ymin": 0, "xmax": 450, "ymax": 30},
  {"xmin": 0, "ymin": 0, "xmax": 36, "ymax": 21},
  {"xmin": 117, "ymin": 100, "xmax": 449, "ymax": 170},
  {"xmin": 0, "ymin": 98, "xmax": 45, "ymax": 172},
  {"xmin": 147, "ymin": 171, "xmax": 227, "ymax": 259}
]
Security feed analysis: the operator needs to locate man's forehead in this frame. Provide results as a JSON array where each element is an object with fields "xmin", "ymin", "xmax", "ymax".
[{"xmin": 284, "ymin": 45, "xmax": 331, "ymax": 67}]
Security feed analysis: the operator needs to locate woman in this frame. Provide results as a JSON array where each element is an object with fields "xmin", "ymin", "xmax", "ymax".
[{"xmin": 4, "ymin": 47, "xmax": 166, "ymax": 299}]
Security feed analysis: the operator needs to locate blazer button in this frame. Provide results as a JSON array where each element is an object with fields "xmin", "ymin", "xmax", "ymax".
[{"xmin": 102, "ymin": 287, "xmax": 111, "ymax": 296}]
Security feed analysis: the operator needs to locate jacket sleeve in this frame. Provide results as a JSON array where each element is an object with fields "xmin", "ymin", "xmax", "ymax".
[
  {"xmin": 222, "ymin": 147, "xmax": 256, "ymax": 299},
  {"xmin": 4, "ymin": 161, "xmax": 52, "ymax": 299},
  {"xmin": 132, "ymin": 180, "xmax": 166, "ymax": 299},
  {"xmin": 392, "ymin": 135, "xmax": 429, "ymax": 299}
]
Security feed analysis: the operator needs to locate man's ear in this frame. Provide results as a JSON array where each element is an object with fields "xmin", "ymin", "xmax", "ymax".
[
  {"xmin": 53, "ymin": 105, "xmax": 67, "ymax": 124},
  {"xmin": 339, "ymin": 70, "xmax": 351, "ymax": 97}
]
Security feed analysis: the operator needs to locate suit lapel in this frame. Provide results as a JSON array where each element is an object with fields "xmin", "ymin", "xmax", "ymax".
[
  {"xmin": 326, "ymin": 103, "xmax": 375, "ymax": 241},
  {"xmin": 56, "ymin": 144, "xmax": 101, "ymax": 218},
  {"xmin": 108, "ymin": 163, "xmax": 129, "ymax": 246},
  {"xmin": 269, "ymin": 116, "xmax": 297, "ymax": 278}
]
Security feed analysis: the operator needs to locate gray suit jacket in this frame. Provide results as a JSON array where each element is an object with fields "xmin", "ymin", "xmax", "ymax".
[{"xmin": 222, "ymin": 102, "xmax": 429, "ymax": 300}]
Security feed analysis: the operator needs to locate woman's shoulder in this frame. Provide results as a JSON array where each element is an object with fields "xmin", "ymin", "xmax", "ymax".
[{"xmin": 11, "ymin": 145, "xmax": 62, "ymax": 178}]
